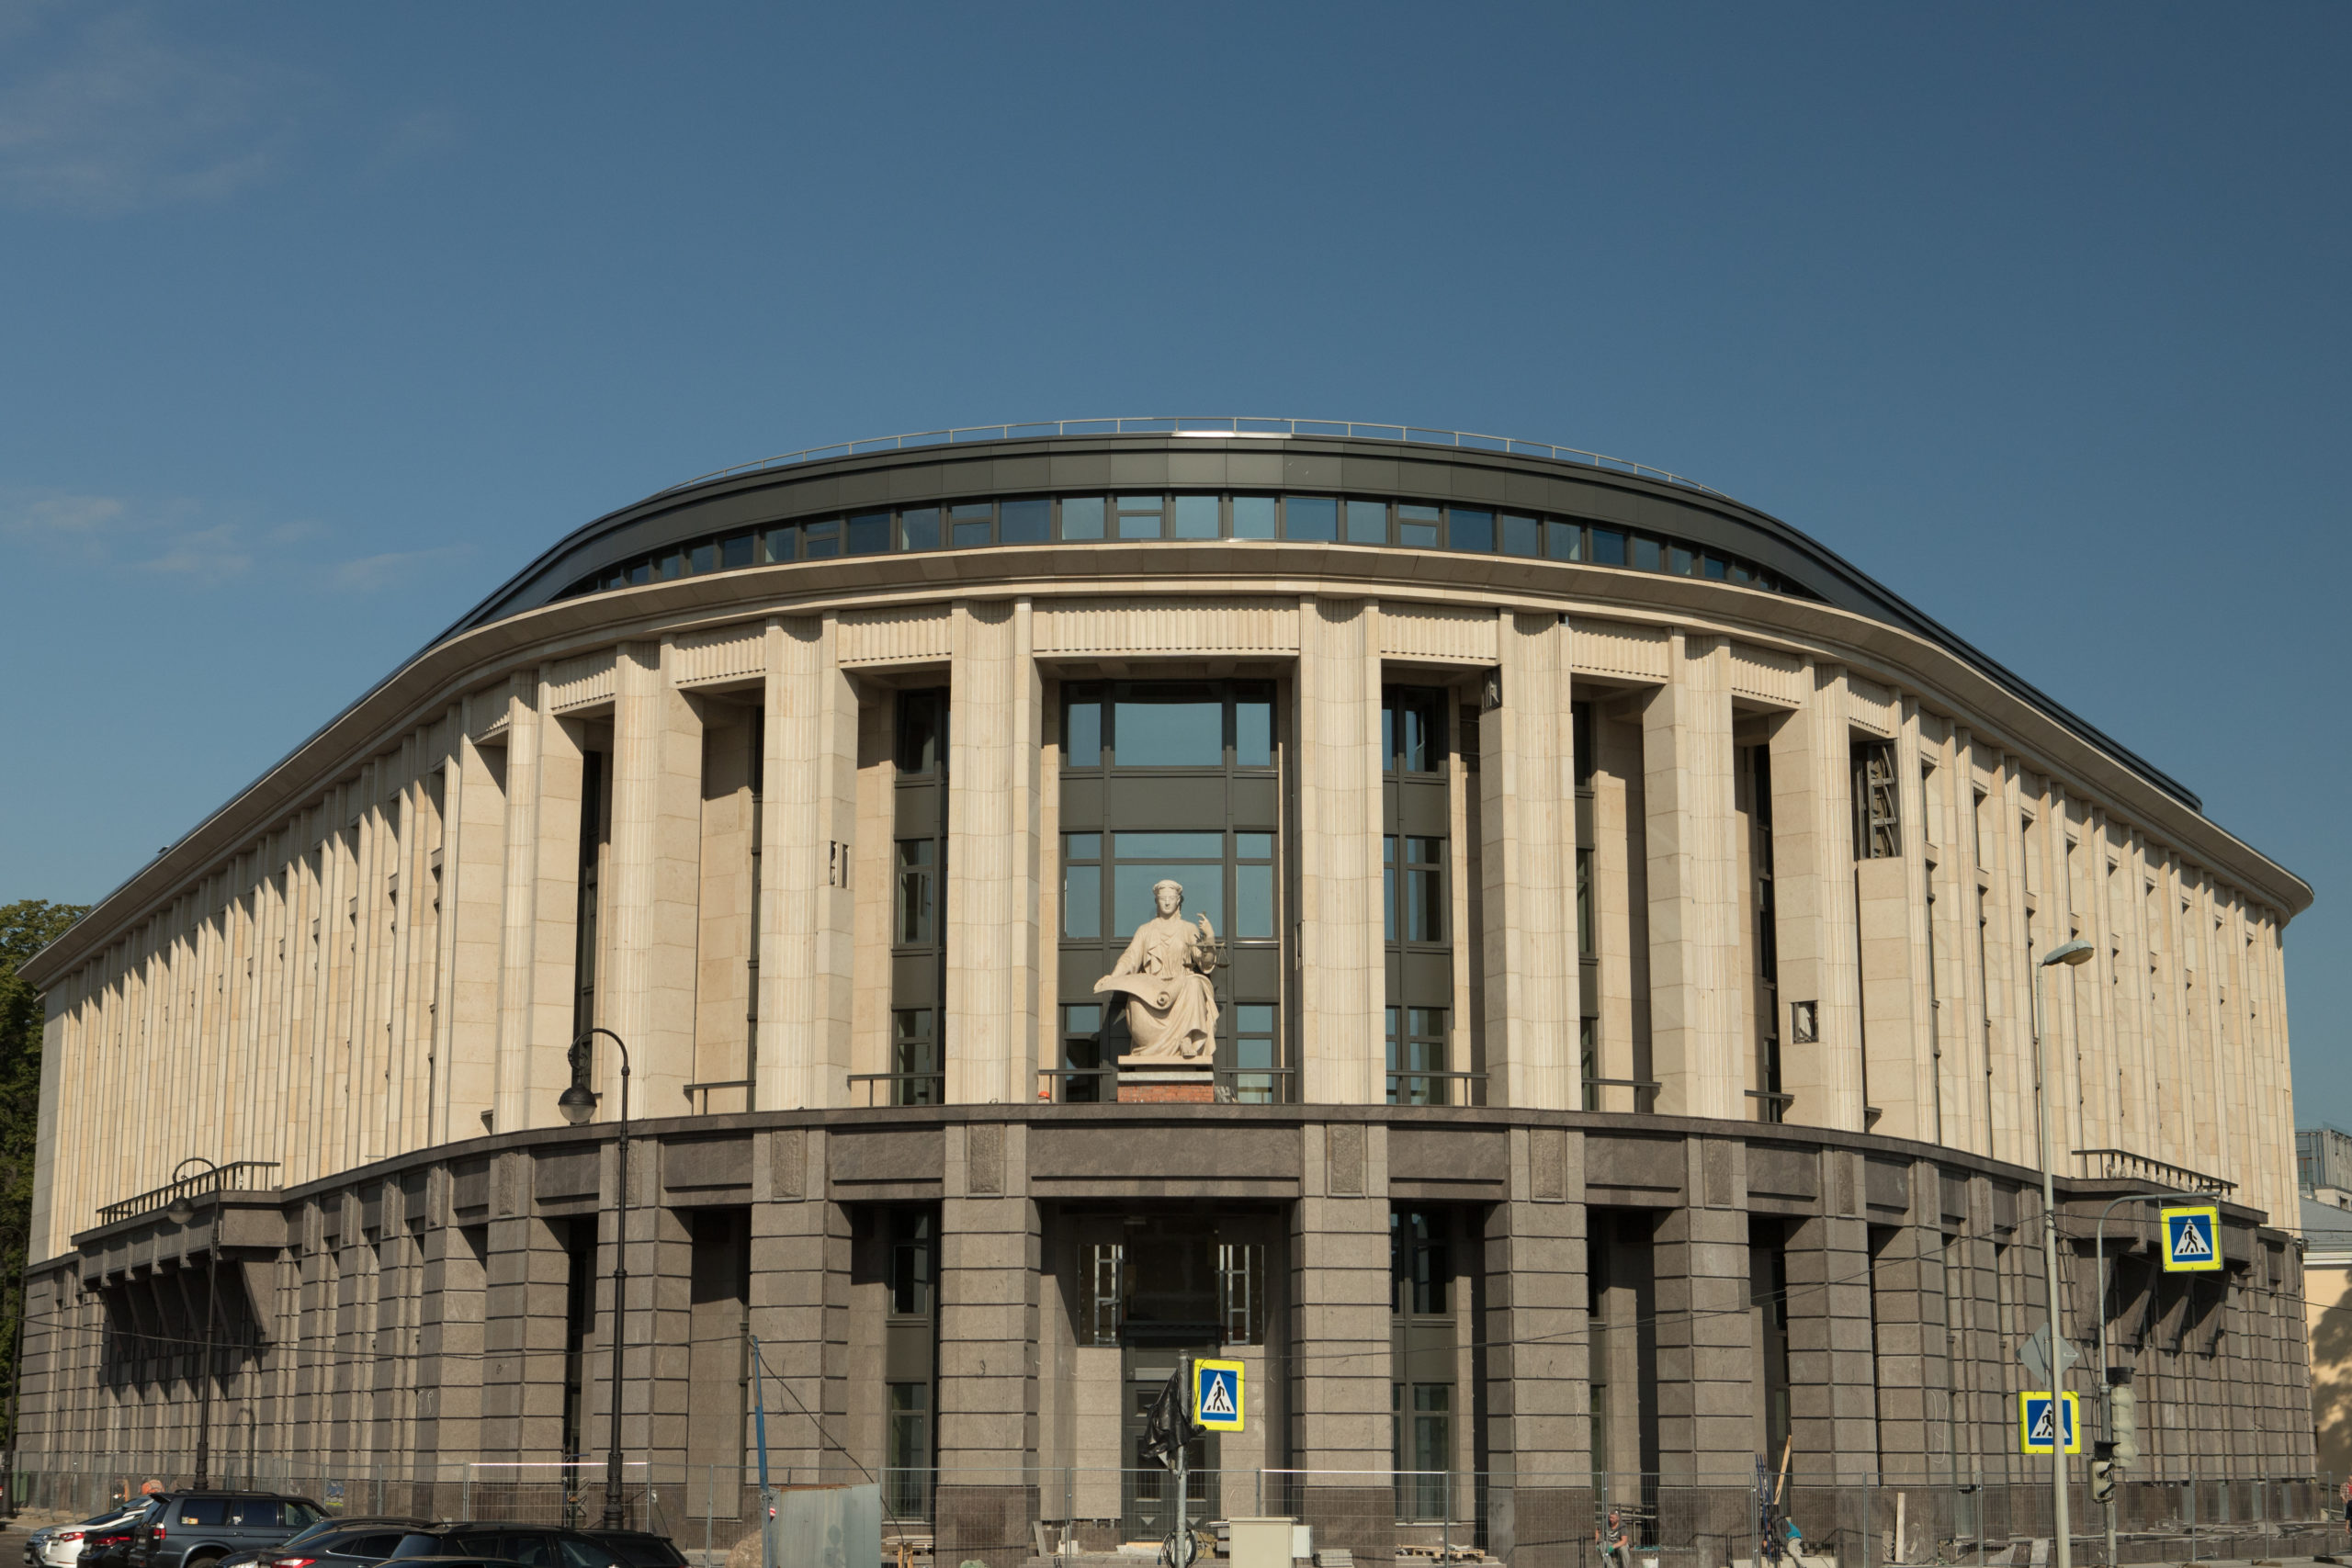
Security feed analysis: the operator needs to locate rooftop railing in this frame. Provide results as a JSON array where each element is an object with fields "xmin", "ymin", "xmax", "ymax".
[
  {"xmin": 2075, "ymin": 1145, "xmax": 2237, "ymax": 1197},
  {"xmin": 656, "ymin": 415, "xmax": 1730, "ymax": 502},
  {"xmin": 97, "ymin": 1159, "xmax": 281, "ymax": 1225}
]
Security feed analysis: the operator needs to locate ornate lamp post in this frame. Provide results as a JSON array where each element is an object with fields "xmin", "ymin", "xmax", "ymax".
[
  {"xmin": 558, "ymin": 1029, "xmax": 632, "ymax": 1531},
  {"xmin": 163, "ymin": 1158, "xmax": 222, "ymax": 1488}
]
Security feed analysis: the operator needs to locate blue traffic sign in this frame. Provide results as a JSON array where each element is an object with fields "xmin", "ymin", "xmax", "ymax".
[
  {"xmin": 2018, "ymin": 1391, "xmax": 2081, "ymax": 1454},
  {"xmin": 1193, "ymin": 1359, "xmax": 1244, "ymax": 1432},
  {"xmin": 2161, "ymin": 1205, "xmax": 2221, "ymax": 1272}
]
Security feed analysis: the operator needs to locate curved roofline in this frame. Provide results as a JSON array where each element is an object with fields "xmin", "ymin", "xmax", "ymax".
[{"xmin": 428, "ymin": 423, "xmax": 2204, "ymax": 812}]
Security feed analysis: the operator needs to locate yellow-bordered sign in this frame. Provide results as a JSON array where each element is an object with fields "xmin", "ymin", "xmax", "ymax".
[
  {"xmin": 2018, "ymin": 1391, "xmax": 2080, "ymax": 1454},
  {"xmin": 1193, "ymin": 1359, "xmax": 1244, "ymax": 1431},
  {"xmin": 2161, "ymin": 1205, "xmax": 2222, "ymax": 1272}
]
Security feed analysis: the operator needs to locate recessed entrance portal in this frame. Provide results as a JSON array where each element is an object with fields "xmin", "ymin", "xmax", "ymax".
[{"xmin": 1065, "ymin": 1208, "xmax": 1277, "ymax": 1544}]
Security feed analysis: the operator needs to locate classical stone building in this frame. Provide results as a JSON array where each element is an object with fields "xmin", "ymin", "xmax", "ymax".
[{"xmin": 15, "ymin": 421, "xmax": 2320, "ymax": 1564}]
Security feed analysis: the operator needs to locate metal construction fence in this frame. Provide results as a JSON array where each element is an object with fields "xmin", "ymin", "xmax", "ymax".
[{"xmin": 6, "ymin": 1461, "xmax": 2346, "ymax": 1567}]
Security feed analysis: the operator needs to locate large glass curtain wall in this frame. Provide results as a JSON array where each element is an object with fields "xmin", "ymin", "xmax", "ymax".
[
  {"xmin": 560, "ymin": 491, "xmax": 1807, "ymax": 600},
  {"xmin": 1057, "ymin": 682, "xmax": 1284, "ymax": 1102}
]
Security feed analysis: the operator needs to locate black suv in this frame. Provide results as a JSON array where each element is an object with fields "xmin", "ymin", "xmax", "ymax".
[{"xmin": 133, "ymin": 1495, "xmax": 328, "ymax": 1568}]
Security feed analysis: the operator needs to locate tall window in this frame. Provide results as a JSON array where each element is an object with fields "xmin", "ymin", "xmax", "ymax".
[
  {"xmin": 571, "ymin": 749, "xmax": 606, "ymax": 1043},
  {"xmin": 891, "ymin": 693, "xmax": 947, "ymax": 1105},
  {"xmin": 1744, "ymin": 745, "xmax": 1784, "ymax": 1122},
  {"xmin": 1391, "ymin": 1208, "xmax": 1455, "ymax": 1522},
  {"xmin": 1574, "ymin": 701, "xmax": 1599, "ymax": 1108},
  {"xmin": 1750, "ymin": 1218, "xmax": 1792, "ymax": 1459},
  {"xmin": 1057, "ymin": 681, "xmax": 1283, "ymax": 1100},
  {"xmin": 1384, "ymin": 688, "xmax": 1460, "ymax": 1105},
  {"xmin": 1852, "ymin": 739, "xmax": 1900, "ymax": 859},
  {"xmin": 882, "ymin": 1207, "xmax": 936, "ymax": 1523}
]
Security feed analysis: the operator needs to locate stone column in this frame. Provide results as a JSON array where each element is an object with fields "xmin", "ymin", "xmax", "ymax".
[
  {"xmin": 746, "ymin": 1129, "xmax": 848, "ymax": 1480},
  {"xmin": 1484, "ymin": 1125, "xmax": 1590, "ymax": 1567},
  {"xmin": 1297, "ymin": 598, "xmax": 1385, "ymax": 1104},
  {"xmin": 1781, "ymin": 1149, "xmax": 1878, "ymax": 1540},
  {"xmin": 607, "ymin": 642, "xmax": 704, "ymax": 1117},
  {"xmin": 693, "ymin": 712, "xmax": 756, "ymax": 1108},
  {"xmin": 584, "ymin": 1144, "xmax": 692, "ymax": 1517},
  {"xmin": 1290, "ymin": 1120, "xmax": 1393, "ymax": 1561},
  {"xmin": 933, "ymin": 1122, "xmax": 1038, "ymax": 1568},
  {"xmin": 493, "ymin": 674, "xmax": 585, "ymax": 1135},
  {"xmin": 760, "ymin": 615, "xmax": 862, "ymax": 1109},
  {"xmin": 1652, "ymin": 1138, "xmax": 1755, "ymax": 1561},
  {"xmin": 1855, "ymin": 696, "xmax": 1935, "ymax": 1145},
  {"xmin": 479, "ymin": 1158, "xmax": 570, "ymax": 1461},
  {"xmin": 1641, "ymin": 633, "xmax": 1742, "ymax": 1120},
  {"xmin": 445, "ymin": 726, "xmax": 507, "ymax": 1141},
  {"xmin": 1869, "ymin": 1161, "xmax": 1953, "ymax": 1513},
  {"xmin": 944, "ymin": 600, "xmax": 1043, "ymax": 1107},
  {"xmin": 416, "ymin": 1187, "xmax": 487, "ymax": 1511},
  {"xmin": 1479, "ymin": 611, "xmax": 1577, "ymax": 1111},
  {"xmin": 1768, "ymin": 662, "xmax": 1866, "ymax": 1133}
]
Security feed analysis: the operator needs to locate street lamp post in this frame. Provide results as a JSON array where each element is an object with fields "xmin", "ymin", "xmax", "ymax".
[
  {"xmin": 2030, "ymin": 939, "xmax": 2096, "ymax": 1568},
  {"xmin": 559, "ymin": 1029, "xmax": 632, "ymax": 1531},
  {"xmin": 2092, "ymin": 1190, "xmax": 2172, "ymax": 1568},
  {"xmin": 163, "ymin": 1158, "xmax": 223, "ymax": 1489}
]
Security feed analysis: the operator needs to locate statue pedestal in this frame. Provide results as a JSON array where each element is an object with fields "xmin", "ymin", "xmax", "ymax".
[{"xmin": 1116, "ymin": 1057, "xmax": 1216, "ymax": 1104}]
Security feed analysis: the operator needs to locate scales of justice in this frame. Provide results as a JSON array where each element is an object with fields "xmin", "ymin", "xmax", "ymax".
[{"xmin": 1091, "ymin": 878, "xmax": 1221, "ymax": 1102}]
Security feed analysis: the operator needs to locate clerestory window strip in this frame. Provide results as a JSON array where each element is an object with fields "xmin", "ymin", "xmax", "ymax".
[{"xmin": 556, "ymin": 491, "xmax": 1812, "ymax": 603}]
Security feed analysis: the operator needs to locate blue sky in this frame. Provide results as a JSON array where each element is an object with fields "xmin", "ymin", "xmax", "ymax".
[{"xmin": 3, "ymin": 3, "xmax": 2345, "ymax": 1125}]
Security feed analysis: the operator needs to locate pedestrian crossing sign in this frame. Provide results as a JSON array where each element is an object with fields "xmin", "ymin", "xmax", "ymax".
[
  {"xmin": 1193, "ymin": 1358, "xmax": 1244, "ymax": 1431},
  {"xmin": 2161, "ymin": 1205, "xmax": 2222, "ymax": 1273},
  {"xmin": 2018, "ymin": 1391, "xmax": 2081, "ymax": 1455}
]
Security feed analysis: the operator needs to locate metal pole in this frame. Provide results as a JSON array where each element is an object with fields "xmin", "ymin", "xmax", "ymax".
[
  {"xmin": 751, "ymin": 1334, "xmax": 775, "ymax": 1568},
  {"xmin": 193, "ymin": 1240, "xmax": 219, "ymax": 1489},
  {"xmin": 2094, "ymin": 1191, "xmax": 2170, "ymax": 1568},
  {"xmin": 604, "ymin": 1037, "xmax": 633, "ymax": 1531},
  {"xmin": 2030, "ymin": 953, "xmax": 2072, "ymax": 1568}
]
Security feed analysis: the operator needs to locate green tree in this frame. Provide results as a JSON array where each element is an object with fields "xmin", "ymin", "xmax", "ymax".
[{"xmin": 0, "ymin": 899, "xmax": 87, "ymax": 1450}]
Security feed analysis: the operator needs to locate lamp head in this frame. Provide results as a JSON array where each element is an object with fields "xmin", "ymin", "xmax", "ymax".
[
  {"xmin": 164, "ymin": 1196, "xmax": 195, "ymax": 1224},
  {"xmin": 556, "ymin": 1082, "xmax": 600, "ymax": 1126},
  {"xmin": 2041, "ymin": 939, "xmax": 2097, "ymax": 969}
]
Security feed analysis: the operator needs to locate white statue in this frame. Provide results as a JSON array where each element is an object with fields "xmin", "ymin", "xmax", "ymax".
[{"xmin": 1092, "ymin": 879, "xmax": 1219, "ymax": 1062}]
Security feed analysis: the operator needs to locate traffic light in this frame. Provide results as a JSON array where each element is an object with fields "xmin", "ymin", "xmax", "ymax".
[
  {"xmin": 2107, "ymin": 1367, "xmax": 2139, "ymax": 1466},
  {"xmin": 2089, "ymin": 1456, "xmax": 2116, "ymax": 1506}
]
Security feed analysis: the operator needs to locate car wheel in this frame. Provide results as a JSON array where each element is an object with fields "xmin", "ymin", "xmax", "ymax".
[{"xmin": 186, "ymin": 1554, "xmax": 222, "ymax": 1568}]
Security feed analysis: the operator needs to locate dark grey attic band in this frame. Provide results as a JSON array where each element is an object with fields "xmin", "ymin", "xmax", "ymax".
[{"xmin": 553, "ymin": 491, "xmax": 1813, "ymax": 606}]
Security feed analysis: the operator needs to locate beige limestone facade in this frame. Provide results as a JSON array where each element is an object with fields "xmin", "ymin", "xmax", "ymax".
[{"xmin": 14, "ymin": 430, "xmax": 2320, "ymax": 1566}]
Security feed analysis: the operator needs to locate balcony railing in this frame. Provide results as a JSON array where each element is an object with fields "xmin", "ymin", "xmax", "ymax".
[
  {"xmin": 2074, "ymin": 1146, "xmax": 2236, "ymax": 1197},
  {"xmin": 682, "ymin": 1077, "xmax": 752, "ymax": 1115},
  {"xmin": 98, "ymin": 1160, "xmax": 281, "ymax": 1225}
]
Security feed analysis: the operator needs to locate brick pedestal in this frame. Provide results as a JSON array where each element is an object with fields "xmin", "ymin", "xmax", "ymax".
[{"xmin": 1117, "ymin": 1065, "xmax": 1216, "ymax": 1102}]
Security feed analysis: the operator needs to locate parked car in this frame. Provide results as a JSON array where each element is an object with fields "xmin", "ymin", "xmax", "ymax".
[
  {"xmin": 69, "ymin": 1514, "xmax": 151, "ymax": 1568},
  {"xmin": 131, "ymin": 1495, "xmax": 328, "ymax": 1568},
  {"xmin": 28, "ymin": 1508, "xmax": 149, "ymax": 1568},
  {"xmin": 218, "ymin": 1521, "xmax": 429, "ymax": 1568},
  {"xmin": 373, "ymin": 1523, "xmax": 647, "ymax": 1568},
  {"xmin": 255, "ymin": 1524, "xmax": 439, "ymax": 1568},
  {"xmin": 579, "ymin": 1537, "xmax": 684, "ymax": 1568}
]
